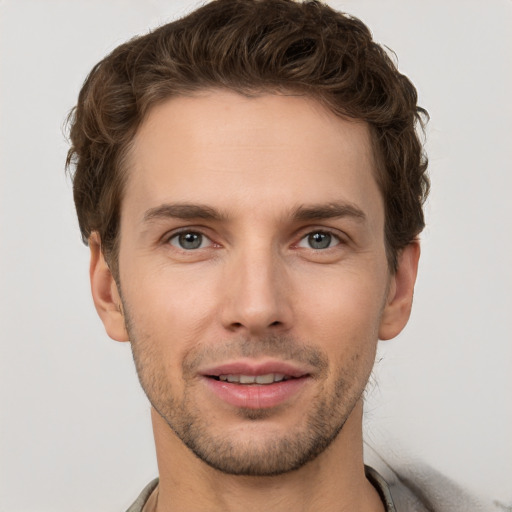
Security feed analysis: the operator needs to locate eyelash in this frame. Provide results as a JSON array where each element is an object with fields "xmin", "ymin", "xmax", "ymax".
[
  {"xmin": 166, "ymin": 229, "xmax": 215, "ymax": 250},
  {"xmin": 296, "ymin": 230, "xmax": 342, "ymax": 250},
  {"xmin": 164, "ymin": 228, "xmax": 344, "ymax": 251}
]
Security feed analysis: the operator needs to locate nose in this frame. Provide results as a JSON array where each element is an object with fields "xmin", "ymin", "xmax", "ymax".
[{"xmin": 219, "ymin": 244, "xmax": 293, "ymax": 336}]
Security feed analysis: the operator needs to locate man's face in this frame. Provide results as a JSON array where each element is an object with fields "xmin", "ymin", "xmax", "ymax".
[{"xmin": 104, "ymin": 91, "xmax": 400, "ymax": 475}]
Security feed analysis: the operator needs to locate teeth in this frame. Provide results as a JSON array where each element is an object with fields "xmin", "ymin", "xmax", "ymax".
[
  {"xmin": 218, "ymin": 373, "xmax": 288, "ymax": 384},
  {"xmin": 255, "ymin": 374, "xmax": 274, "ymax": 384}
]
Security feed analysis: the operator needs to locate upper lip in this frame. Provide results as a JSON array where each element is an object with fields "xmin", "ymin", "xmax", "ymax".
[{"xmin": 199, "ymin": 359, "xmax": 311, "ymax": 378}]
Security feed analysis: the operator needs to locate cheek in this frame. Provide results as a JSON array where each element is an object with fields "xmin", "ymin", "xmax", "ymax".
[
  {"xmin": 124, "ymin": 261, "xmax": 215, "ymax": 322},
  {"xmin": 121, "ymin": 265, "xmax": 220, "ymax": 369},
  {"xmin": 296, "ymin": 268, "xmax": 387, "ymax": 366},
  {"xmin": 299, "ymin": 270, "xmax": 387, "ymax": 332}
]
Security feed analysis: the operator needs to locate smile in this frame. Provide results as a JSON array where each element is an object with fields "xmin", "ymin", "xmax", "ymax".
[
  {"xmin": 200, "ymin": 361, "xmax": 312, "ymax": 409},
  {"xmin": 214, "ymin": 373, "xmax": 291, "ymax": 384}
]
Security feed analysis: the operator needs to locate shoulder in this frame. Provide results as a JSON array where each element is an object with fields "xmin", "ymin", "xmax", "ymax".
[
  {"xmin": 125, "ymin": 478, "xmax": 159, "ymax": 512},
  {"xmin": 365, "ymin": 443, "xmax": 499, "ymax": 512}
]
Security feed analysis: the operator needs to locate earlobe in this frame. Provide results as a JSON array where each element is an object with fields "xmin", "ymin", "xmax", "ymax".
[
  {"xmin": 89, "ymin": 233, "xmax": 129, "ymax": 342},
  {"xmin": 378, "ymin": 241, "xmax": 420, "ymax": 341}
]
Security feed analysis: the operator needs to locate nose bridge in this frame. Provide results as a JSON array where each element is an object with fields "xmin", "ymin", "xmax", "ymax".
[{"xmin": 221, "ymin": 236, "xmax": 291, "ymax": 334}]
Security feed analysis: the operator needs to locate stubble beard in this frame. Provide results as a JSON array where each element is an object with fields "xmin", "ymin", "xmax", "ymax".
[{"xmin": 123, "ymin": 308, "xmax": 372, "ymax": 477}]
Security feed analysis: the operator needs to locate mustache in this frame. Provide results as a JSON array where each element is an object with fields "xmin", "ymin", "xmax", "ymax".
[{"xmin": 182, "ymin": 334, "xmax": 329, "ymax": 376}]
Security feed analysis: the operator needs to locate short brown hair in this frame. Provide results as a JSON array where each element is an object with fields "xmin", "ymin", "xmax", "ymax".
[{"xmin": 66, "ymin": 0, "xmax": 429, "ymax": 275}]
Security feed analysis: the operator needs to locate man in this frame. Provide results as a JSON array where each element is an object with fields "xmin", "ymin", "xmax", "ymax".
[{"xmin": 66, "ymin": 0, "xmax": 433, "ymax": 510}]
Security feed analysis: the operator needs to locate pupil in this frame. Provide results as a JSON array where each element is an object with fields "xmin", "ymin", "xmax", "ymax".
[
  {"xmin": 309, "ymin": 232, "xmax": 331, "ymax": 249},
  {"xmin": 179, "ymin": 232, "xmax": 202, "ymax": 249}
]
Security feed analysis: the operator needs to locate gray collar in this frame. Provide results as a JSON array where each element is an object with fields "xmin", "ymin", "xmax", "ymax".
[
  {"xmin": 127, "ymin": 467, "xmax": 396, "ymax": 512},
  {"xmin": 365, "ymin": 465, "xmax": 397, "ymax": 512}
]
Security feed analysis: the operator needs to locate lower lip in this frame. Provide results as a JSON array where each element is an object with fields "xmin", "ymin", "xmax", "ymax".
[{"xmin": 202, "ymin": 377, "xmax": 309, "ymax": 409}]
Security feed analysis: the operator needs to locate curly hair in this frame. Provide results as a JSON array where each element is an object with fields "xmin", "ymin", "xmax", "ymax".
[{"xmin": 66, "ymin": 0, "xmax": 429, "ymax": 276}]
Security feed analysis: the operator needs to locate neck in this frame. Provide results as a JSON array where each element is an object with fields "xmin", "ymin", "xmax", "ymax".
[{"xmin": 149, "ymin": 401, "xmax": 385, "ymax": 512}]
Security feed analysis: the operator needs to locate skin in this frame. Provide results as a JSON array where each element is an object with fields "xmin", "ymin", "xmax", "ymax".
[{"xmin": 90, "ymin": 90, "xmax": 420, "ymax": 512}]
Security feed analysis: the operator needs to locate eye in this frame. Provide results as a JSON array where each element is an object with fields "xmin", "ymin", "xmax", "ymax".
[
  {"xmin": 168, "ymin": 231, "xmax": 211, "ymax": 250},
  {"xmin": 297, "ymin": 231, "xmax": 340, "ymax": 250}
]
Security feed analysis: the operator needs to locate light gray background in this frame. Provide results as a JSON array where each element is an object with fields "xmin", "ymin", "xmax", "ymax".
[{"xmin": 1, "ymin": 1, "xmax": 511, "ymax": 510}]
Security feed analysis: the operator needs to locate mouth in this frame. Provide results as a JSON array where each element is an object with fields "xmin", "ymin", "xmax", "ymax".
[
  {"xmin": 209, "ymin": 373, "xmax": 295, "ymax": 384},
  {"xmin": 200, "ymin": 360, "xmax": 312, "ymax": 409}
]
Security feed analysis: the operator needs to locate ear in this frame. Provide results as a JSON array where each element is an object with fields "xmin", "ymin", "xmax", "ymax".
[
  {"xmin": 379, "ymin": 241, "xmax": 421, "ymax": 340},
  {"xmin": 89, "ymin": 232, "xmax": 129, "ymax": 342}
]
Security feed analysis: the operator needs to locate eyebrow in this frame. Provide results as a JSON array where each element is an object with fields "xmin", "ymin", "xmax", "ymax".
[
  {"xmin": 291, "ymin": 202, "xmax": 367, "ymax": 223},
  {"xmin": 142, "ymin": 200, "xmax": 366, "ymax": 224},
  {"xmin": 142, "ymin": 203, "xmax": 226, "ymax": 223}
]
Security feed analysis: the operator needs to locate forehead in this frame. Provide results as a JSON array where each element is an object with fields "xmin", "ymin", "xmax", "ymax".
[{"xmin": 123, "ymin": 90, "xmax": 383, "ymax": 227}]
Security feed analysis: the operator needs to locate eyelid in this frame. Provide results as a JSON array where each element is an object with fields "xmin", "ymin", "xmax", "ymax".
[
  {"xmin": 160, "ymin": 225, "xmax": 348, "ymax": 251},
  {"xmin": 297, "ymin": 231, "xmax": 341, "ymax": 249},
  {"xmin": 163, "ymin": 227, "xmax": 216, "ymax": 248},
  {"xmin": 294, "ymin": 227, "xmax": 347, "ymax": 247}
]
